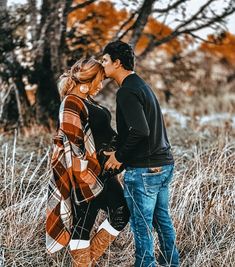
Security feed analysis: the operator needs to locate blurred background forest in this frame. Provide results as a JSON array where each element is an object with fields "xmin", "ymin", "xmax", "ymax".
[{"xmin": 0, "ymin": 0, "xmax": 235, "ymax": 266}]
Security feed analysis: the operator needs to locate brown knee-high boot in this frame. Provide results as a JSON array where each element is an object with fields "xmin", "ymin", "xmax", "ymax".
[
  {"xmin": 70, "ymin": 246, "xmax": 91, "ymax": 267},
  {"xmin": 90, "ymin": 228, "xmax": 116, "ymax": 266}
]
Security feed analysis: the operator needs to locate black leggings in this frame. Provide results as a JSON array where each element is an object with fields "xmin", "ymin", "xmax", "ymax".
[{"xmin": 71, "ymin": 174, "xmax": 130, "ymax": 240}]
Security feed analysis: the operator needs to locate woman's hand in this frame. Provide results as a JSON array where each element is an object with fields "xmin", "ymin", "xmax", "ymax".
[{"xmin": 104, "ymin": 151, "xmax": 122, "ymax": 170}]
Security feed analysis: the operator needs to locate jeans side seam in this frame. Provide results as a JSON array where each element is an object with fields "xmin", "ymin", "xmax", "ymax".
[
  {"xmin": 156, "ymin": 220, "xmax": 167, "ymax": 262},
  {"xmin": 126, "ymin": 182, "xmax": 154, "ymax": 238}
]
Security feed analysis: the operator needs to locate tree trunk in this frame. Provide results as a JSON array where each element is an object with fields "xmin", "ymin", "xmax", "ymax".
[
  {"xmin": 129, "ymin": 0, "xmax": 156, "ymax": 49},
  {"xmin": 0, "ymin": 50, "xmax": 33, "ymax": 130},
  {"xmin": 0, "ymin": 0, "xmax": 7, "ymax": 11},
  {"xmin": 33, "ymin": 0, "xmax": 71, "ymax": 128},
  {"xmin": 28, "ymin": 0, "xmax": 37, "ymax": 41},
  {"xmin": 1, "ymin": 79, "xmax": 33, "ymax": 131}
]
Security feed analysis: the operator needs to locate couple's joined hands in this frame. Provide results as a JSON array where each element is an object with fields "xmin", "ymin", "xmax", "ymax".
[{"xmin": 103, "ymin": 151, "xmax": 122, "ymax": 170}]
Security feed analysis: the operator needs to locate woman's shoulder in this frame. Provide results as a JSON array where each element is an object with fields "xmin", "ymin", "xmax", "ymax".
[
  {"xmin": 63, "ymin": 94, "xmax": 84, "ymax": 105},
  {"xmin": 60, "ymin": 94, "xmax": 88, "ymax": 116}
]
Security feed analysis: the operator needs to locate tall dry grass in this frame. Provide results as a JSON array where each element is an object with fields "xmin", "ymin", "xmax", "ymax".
[
  {"xmin": 171, "ymin": 132, "xmax": 235, "ymax": 267},
  {"xmin": 0, "ymin": 126, "xmax": 234, "ymax": 267}
]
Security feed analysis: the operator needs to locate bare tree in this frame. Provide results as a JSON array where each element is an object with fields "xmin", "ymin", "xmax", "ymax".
[
  {"xmin": 32, "ymin": 0, "xmax": 101, "ymax": 127},
  {"xmin": 0, "ymin": 6, "xmax": 34, "ymax": 130},
  {"xmin": 0, "ymin": 0, "xmax": 101, "ymax": 130},
  {"xmin": 116, "ymin": 0, "xmax": 235, "ymax": 55},
  {"xmin": 31, "ymin": 0, "xmax": 69, "ymax": 127}
]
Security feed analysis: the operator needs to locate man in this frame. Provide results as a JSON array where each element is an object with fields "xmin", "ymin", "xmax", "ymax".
[{"xmin": 102, "ymin": 40, "xmax": 179, "ymax": 267}]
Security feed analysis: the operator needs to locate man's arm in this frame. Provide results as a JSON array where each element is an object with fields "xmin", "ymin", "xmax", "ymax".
[
  {"xmin": 115, "ymin": 87, "xmax": 150, "ymax": 162},
  {"xmin": 104, "ymin": 87, "xmax": 149, "ymax": 170}
]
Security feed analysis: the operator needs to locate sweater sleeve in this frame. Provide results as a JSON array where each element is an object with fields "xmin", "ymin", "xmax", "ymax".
[{"xmin": 115, "ymin": 87, "xmax": 149, "ymax": 162}]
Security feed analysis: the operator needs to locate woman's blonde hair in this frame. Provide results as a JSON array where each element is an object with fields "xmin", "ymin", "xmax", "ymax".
[{"xmin": 58, "ymin": 58, "xmax": 105, "ymax": 98}]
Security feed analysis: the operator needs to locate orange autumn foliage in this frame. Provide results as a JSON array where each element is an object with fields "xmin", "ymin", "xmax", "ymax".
[
  {"xmin": 200, "ymin": 32, "xmax": 235, "ymax": 66},
  {"xmin": 68, "ymin": 0, "xmax": 181, "ymax": 56},
  {"xmin": 68, "ymin": 1, "xmax": 128, "ymax": 53},
  {"xmin": 135, "ymin": 17, "xmax": 181, "ymax": 55}
]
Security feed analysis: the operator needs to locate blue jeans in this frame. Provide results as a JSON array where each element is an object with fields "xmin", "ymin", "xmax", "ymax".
[{"xmin": 123, "ymin": 164, "xmax": 179, "ymax": 267}]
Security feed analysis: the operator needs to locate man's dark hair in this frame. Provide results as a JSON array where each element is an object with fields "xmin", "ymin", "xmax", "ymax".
[{"xmin": 103, "ymin": 41, "xmax": 135, "ymax": 71}]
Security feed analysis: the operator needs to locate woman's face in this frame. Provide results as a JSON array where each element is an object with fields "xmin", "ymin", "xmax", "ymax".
[{"xmin": 90, "ymin": 81, "xmax": 103, "ymax": 96}]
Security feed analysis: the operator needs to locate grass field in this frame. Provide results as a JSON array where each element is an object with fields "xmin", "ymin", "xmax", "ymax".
[{"xmin": 0, "ymin": 119, "xmax": 234, "ymax": 267}]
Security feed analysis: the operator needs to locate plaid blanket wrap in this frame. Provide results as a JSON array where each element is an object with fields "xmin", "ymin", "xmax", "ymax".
[{"xmin": 46, "ymin": 94, "xmax": 103, "ymax": 253}]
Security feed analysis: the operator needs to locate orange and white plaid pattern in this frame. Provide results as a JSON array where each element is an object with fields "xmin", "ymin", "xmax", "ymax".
[{"xmin": 46, "ymin": 95, "xmax": 103, "ymax": 253}]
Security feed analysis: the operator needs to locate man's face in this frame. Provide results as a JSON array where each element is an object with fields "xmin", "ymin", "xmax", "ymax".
[{"xmin": 102, "ymin": 54, "xmax": 116, "ymax": 78}]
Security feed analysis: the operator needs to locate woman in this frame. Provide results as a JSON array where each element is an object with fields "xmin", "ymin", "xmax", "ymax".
[{"xmin": 46, "ymin": 58, "xmax": 129, "ymax": 267}]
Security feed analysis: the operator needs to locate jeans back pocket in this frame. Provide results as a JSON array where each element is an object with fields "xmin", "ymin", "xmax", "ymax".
[{"xmin": 142, "ymin": 168, "xmax": 167, "ymax": 196}]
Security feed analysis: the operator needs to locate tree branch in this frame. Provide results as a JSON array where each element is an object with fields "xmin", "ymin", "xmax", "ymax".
[
  {"xmin": 182, "ymin": 5, "xmax": 235, "ymax": 33},
  {"xmin": 139, "ymin": 0, "xmax": 235, "ymax": 58},
  {"xmin": 113, "ymin": 10, "xmax": 138, "ymax": 40},
  {"xmin": 68, "ymin": 0, "xmax": 98, "ymax": 13},
  {"xmin": 173, "ymin": 0, "xmax": 216, "ymax": 33},
  {"xmin": 152, "ymin": 0, "xmax": 187, "ymax": 14},
  {"xmin": 187, "ymin": 32, "xmax": 218, "ymax": 44}
]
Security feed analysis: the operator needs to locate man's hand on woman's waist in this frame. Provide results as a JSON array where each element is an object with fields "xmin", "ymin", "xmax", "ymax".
[{"xmin": 103, "ymin": 151, "xmax": 122, "ymax": 170}]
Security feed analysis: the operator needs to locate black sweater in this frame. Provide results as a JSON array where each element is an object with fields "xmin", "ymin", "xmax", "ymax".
[
  {"xmin": 84, "ymin": 99, "xmax": 117, "ymax": 151},
  {"xmin": 115, "ymin": 73, "xmax": 174, "ymax": 167}
]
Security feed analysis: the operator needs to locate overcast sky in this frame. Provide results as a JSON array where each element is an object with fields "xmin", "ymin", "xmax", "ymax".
[{"xmin": 8, "ymin": 0, "xmax": 235, "ymax": 38}]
